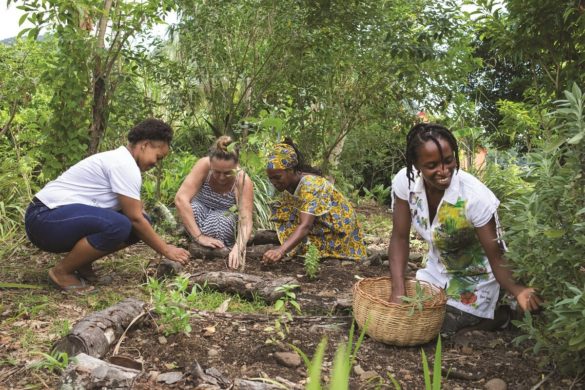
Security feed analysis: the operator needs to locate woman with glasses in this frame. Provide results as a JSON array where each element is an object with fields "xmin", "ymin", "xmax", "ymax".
[{"xmin": 175, "ymin": 136, "xmax": 254, "ymax": 268}]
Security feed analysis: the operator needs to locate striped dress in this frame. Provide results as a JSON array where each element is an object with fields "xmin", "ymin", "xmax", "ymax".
[{"xmin": 190, "ymin": 173, "xmax": 237, "ymax": 247}]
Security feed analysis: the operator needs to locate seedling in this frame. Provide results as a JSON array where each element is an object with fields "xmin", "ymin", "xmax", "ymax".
[
  {"xmin": 304, "ymin": 243, "xmax": 320, "ymax": 279},
  {"xmin": 400, "ymin": 281, "xmax": 435, "ymax": 316}
]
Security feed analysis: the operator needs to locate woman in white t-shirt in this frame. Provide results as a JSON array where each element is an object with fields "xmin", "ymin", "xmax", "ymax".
[
  {"xmin": 25, "ymin": 118, "xmax": 190, "ymax": 294},
  {"xmin": 388, "ymin": 123, "xmax": 542, "ymax": 334}
]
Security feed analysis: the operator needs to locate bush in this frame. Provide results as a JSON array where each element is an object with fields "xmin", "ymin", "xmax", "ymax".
[{"xmin": 505, "ymin": 84, "xmax": 585, "ymax": 374}]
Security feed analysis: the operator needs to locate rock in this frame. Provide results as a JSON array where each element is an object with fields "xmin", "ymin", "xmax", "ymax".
[
  {"xmin": 208, "ymin": 348, "xmax": 220, "ymax": 357},
  {"xmin": 158, "ymin": 336, "xmax": 167, "ymax": 345},
  {"xmin": 341, "ymin": 261, "xmax": 354, "ymax": 266},
  {"xmin": 274, "ymin": 351, "xmax": 302, "ymax": 368},
  {"xmin": 408, "ymin": 253, "xmax": 423, "ymax": 261},
  {"xmin": 461, "ymin": 345, "xmax": 473, "ymax": 354},
  {"xmin": 157, "ymin": 371, "xmax": 183, "ymax": 384},
  {"xmin": 353, "ymin": 365, "xmax": 365, "ymax": 375},
  {"xmin": 485, "ymin": 378, "xmax": 507, "ymax": 390},
  {"xmin": 360, "ymin": 370, "xmax": 379, "ymax": 381}
]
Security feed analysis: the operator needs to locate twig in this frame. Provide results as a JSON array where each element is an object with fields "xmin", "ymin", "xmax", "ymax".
[
  {"xmin": 111, "ymin": 310, "xmax": 149, "ymax": 356},
  {"xmin": 32, "ymin": 372, "xmax": 50, "ymax": 389},
  {"xmin": 530, "ymin": 371, "xmax": 554, "ymax": 390}
]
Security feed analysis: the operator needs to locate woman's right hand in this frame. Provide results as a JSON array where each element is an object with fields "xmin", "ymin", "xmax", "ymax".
[
  {"xmin": 164, "ymin": 245, "xmax": 190, "ymax": 265},
  {"xmin": 196, "ymin": 235, "xmax": 225, "ymax": 249}
]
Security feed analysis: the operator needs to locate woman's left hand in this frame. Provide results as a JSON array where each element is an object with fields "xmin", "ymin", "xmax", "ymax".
[
  {"xmin": 516, "ymin": 287, "xmax": 543, "ymax": 312},
  {"xmin": 228, "ymin": 246, "xmax": 242, "ymax": 269},
  {"xmin": 262, "ymin": 247, "xmax": 285, "ymax": 263}
]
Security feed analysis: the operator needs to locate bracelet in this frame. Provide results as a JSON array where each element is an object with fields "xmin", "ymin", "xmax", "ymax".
[{"xmin": 193, "ymin": 232, "xmax": 202, "ymax": 241}]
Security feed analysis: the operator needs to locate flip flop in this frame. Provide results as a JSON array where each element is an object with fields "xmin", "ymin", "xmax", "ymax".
[
  {"xmin": 76, "ymin": 272, "xmax": 113, "ymax": 286},
  {"xmin": 48, "ymin": 269, "xmax": 98, "ymax": 295}
]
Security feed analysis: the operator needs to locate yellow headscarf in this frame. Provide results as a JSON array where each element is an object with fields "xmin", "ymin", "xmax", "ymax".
[{"xmin": 266, "ymin": 143, "xmax": 298, "ymax": 170}]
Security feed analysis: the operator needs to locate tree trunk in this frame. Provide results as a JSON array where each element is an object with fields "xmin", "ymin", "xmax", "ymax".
[
  {"xmin": 53, "ymin": 298, "xmax": 146, "ymax": 358},
  {"xmin": 188, "ymin": 271, "xmax": 298, "ymax": 303},
  {"xmin": 87, "ymin": 0, "xmax": 113, "ymax": 155}
]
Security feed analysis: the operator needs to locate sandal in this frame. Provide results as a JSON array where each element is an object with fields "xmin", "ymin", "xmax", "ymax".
[{"xmin": 48, "ymin": 269, "xmax": 97, "ymax": 295}]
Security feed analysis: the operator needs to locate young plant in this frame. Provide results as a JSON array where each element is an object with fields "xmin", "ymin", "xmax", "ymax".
[
  {"xmin": 290, "ymin": 321, "xmax": 367, "ymax": 390},
  {"xmin": 421, "ymin": 336, "xmax": 442, "ymax": 390},
  {"xmin": 400, "ymin": 281, "xmax": 435, "ymax": 316},
  {"xmin": 146, "ymin": 275, "xmax": 200, "ymax": 336},
  {"xmin": 265, "ymin": 284, "xmax": 301, "ymax": 345},
  {"xmin": 29, "ymin": 350, "xmax": 72, "ymax": 374},
  {"xmin": 304, "ymin": 244, "xmax": 320, "ymax": 280}
]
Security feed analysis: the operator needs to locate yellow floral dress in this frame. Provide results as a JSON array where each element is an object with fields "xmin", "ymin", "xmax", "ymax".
[{"xmin": 270, "ymin": 175, "xmax": 367, "ymax": 260}]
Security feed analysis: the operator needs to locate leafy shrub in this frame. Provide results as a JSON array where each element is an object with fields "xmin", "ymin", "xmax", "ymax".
[{"xmin": 505, "ymin": 84, "xmax": 585, "ymax": 374}]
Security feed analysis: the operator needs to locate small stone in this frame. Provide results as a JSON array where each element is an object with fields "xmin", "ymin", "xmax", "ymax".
[
  {"xmin": 148, "ymin": 371, "xmax": 160, "ymax": 381},
  {"xmin": 485, "ymin": 378, "xmax": 507, "ymax": 390},
  {"xmin": 382, "ymin": 260, "xmax": 389, "ymax": 266},
  {"xmin": 360, "ymin": 370, "xmax": 379, "ymax": 381},
  {"xmin": 158, "ymin": 336, "xmax": 167, "ymax": 345},
  {"xmin": 341, "ymin": 261, "xmax": 354, "ymax": 266},
  {"xmin": 208, "ymin": 348, "xmax": 219, "ymax": 357},
  {"xmin": 353, "ymin": 365, "xmax": 365, "ymax": 375},
  {"xmin": 461, "ymin": 345, "xmax": 473, "ymax": 355},
  {"xmin": 274, "ymin": 351, "xmax": 302, "ymax": 368},
  {"xmin": 157, "ymin": 371, "xmax": 183, "ymax": 384}
]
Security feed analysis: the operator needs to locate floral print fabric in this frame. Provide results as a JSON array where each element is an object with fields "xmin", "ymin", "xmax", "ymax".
[
  {"xmin": 270, "ymin": 174, "xmax": 367, "ymax": 260},
  {"xmin": 393, "ymin": 167, "xmax": 501, "ymax": 319}
]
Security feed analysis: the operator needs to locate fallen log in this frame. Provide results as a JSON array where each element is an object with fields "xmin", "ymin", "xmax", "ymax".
[
  {"xmin": 59, "ymin": 353, "xmax": 141, "ymax": 389},
  {"xmin": 53, "ymin": 298, "xmax": 146, "ymax": 359},
  {"xmin": 189, "ymin": 271, "xmax": 298, "ymax": 303},
  {"xmin": 189, "ymin": 243, "xmax": 276, "ymax": 261},
  {"xmin": 248, "ymin": 230, "xmax": 279, "ymax": 246}
]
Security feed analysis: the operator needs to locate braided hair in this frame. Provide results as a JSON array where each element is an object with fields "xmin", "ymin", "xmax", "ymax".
[
  {"xmin": 405, "ymin": 123, "xmax": 459, "ymax": 187},
  {"xmin": 282, "ymin": 137, "xmax": 323, "ymax": 176}
]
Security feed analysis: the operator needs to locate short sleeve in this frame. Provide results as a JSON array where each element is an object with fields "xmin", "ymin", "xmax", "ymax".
[
  {"xmin": 391, "ymin": 168, "xmax": 410, "ymax": 209},
  {"xmin": 108, "ymin": 163, "xmax": 141, "ymax": 200},
  {"xmin": 297, "ymin": 176, "xmax": 332, "ymax": 216},
  {"xmin": 465, "ymin": 180, "xmax": 499, "ymax": 228}
]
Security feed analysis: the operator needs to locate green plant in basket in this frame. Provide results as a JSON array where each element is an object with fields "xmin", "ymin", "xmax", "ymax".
[{"xmin": 400, "ymin": 281, "xmax": 435, "ymax": 316}]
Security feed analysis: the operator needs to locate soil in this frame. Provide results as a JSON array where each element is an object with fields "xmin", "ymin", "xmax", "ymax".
[{"xmin": 118, "ymin": 255, "xmax": 564, "ymax": 389}]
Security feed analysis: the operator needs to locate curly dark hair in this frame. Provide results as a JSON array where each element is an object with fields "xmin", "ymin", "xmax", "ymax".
[
  {"xmin": 282, "ymin": 137, "xmax": 323, "ymax": 176},
  {"xmin": 405, "ymin": 123, "xmax": 459, "ymax": 187},
  {"xmin": 127, "ymin": 118, "xmax": 173, "ymax": 145}
]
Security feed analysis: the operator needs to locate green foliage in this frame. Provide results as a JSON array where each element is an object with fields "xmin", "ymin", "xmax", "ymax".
[
  {"xmin": 421, "ymin": 336, "xmax": 442, "ymax": 390},
  {"xmin": 304, "ymin": 244, "xmax": 320, "ymax": 280},
  {"xmin": 273, "ymin": 284, "xmax": 301, "ymax": 316},
  {"xmin": 146, "ymin": 275, "xmax": 199, "ymax": 336},
  {"xmin": 143, "ymin": 151, "xmax": 199, "ymax": 207},
  {"xmin": 399, "ymin": 281, "xmax": 435, "ymax": 316},
  {"xmin": 291, "ymin": 321, "xmax": 367, "ymax": 390},
  {"xmin": 505, "ymin": 84, "xmax": 585, "ymax": 374},
  {"xmin": 361, "ymin": 184, "xmax": 391, "ymax": 206},
  {"xmin": 30, "ymin": 350, "xmax": 72, "ymax": 374}
]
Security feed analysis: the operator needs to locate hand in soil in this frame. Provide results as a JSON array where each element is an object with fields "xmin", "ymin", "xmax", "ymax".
[{"xmin": 262, "ymin": 247, "xmax": 285, "ymax": 263}]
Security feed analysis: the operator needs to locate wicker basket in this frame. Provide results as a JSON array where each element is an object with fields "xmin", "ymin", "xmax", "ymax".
[{"xmin": 352, "ymin": 277, "xmax": 447, "ymax": 346}]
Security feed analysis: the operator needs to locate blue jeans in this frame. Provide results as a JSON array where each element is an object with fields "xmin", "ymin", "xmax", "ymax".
[{"xmin": 24, "ymin": 198, "xmax": 147, "ymax": 253}]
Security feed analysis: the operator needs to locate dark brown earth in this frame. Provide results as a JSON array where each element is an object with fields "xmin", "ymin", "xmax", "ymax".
[{"xmin": 119, "ymin": 254, "xmax": 567, "ymax": 389}]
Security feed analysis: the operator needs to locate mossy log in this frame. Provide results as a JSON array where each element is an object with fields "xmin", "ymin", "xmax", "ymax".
[
  {"xmin": 53, "ymin": 298, "xmax": 146, "ymax": 359},
  {"xmin": 189, "ymin": 271, "xmax": 298, "ymax": 303}
]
